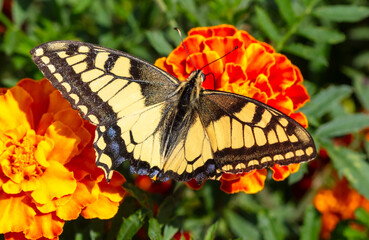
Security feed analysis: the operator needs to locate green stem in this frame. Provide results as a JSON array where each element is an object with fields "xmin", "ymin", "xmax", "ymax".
[{"xmin": 276, "ymin": 0, "xmax": 321, "ymax": 51}]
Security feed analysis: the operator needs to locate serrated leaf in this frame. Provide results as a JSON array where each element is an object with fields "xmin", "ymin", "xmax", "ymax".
[
  {"xmin": 298, "ymin": 26, "xmax": 345, "ymax": 44},
  {"xmin": 313, "ymin": 5, "xmax": 369, "ymax": 23},
  {"xmin": 300, "ymin": 205, "xmax": 320, "ymax": 240},
  {"xmin": 204, "ymin": 222, "xmax": 218, "ymax": 240},
  {"xmin": 146, "ymin": 31, "xmax": 173, "ymax": 56},
  {"xmin": 224, "ymin": 209, "xmax": 260, "ymax": 240},
  {"xmin": 255, "ymin": 6, "xmax": 282, "ymax": 42},
  {"xmin": 148, "ymin": 218, "xmax": 163, "ymax": 240},
  {"xmin": 324, "ymin": 144, "xmax": 369, "ymax": 199},
  {"xmin": 316, "ymin": 114, "xmax": 369, "ymax": 138},
  {"xmin": 284, "ymin": 43, "xmax": 327, "ymax": 66},
  {"xmin": 117, "ymin": 209, "xmax": 147, "ymax": 240},
  {"xmin": 275, "ymin": 0, "xmax": 295, "ymax": 25},
  {"xmin": 301, "ymin": 85, "xmax": 352, "ymax": 119}
]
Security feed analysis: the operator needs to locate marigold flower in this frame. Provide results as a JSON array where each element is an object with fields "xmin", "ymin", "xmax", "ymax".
[
  {"xmin": 0, "ymin": 78, "xmax": 126, "ymax": 240},
  {"xmin": 155, "ymin": 24, "xmax": 310, "ymax": 194},
  {"xmin": 314, "ymin": 178, "xmax": 369, "ymax": 239}
]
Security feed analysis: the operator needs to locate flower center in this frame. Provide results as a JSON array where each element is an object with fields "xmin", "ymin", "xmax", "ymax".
[{"xmin": 1, "ymin": 129, "xmax": 45, "ymax": 183}]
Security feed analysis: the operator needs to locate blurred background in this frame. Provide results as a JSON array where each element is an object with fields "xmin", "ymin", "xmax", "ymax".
[{"xmin": 1, "ymin": 0, "xmax": 369, "ymax": 239}]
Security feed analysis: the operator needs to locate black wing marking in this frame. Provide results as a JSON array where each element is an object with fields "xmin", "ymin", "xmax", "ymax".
[
  {"xmin": 198, "ymin": 90, "xmax": 316, "ymax": 174},
  {"xmin": 30, "ymin": 40, "xmax": 179, "ymax": 126},
  {"xmin": 30, "ymin": 40, "xmax": 180, "ymax": 180}
]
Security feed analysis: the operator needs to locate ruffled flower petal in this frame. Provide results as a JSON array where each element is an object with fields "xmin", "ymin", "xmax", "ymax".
[
  {"xmin": 0, "ymin": 78, "xmax": 126, "ymax": 239},
  {"xmin": 24, "ymin": 213, "xmax": 64, "ymax": 240},
  {"xmin": 155, "ymin": 24, "xmax": 311, "ymax": 194},
  {"xmin": 220, "ymin": 170, "xmax": 267, "ymax": 194},
  {"xmin": 314, "ymin": 178, "xmax": 369, "ymax": 239},
  {"xmin": 30, "ymin": 161, "xmax": 77, "ymax": 204},
  {"xmin": 271, "ymin": 164, "xmax": 300, "ymax": 181},
  {"xmin": 81, "ymin": 172, "xmax": 125, "ymax": 219},
  {"xmin": 0, "ymin": 194, "xmax": 36, "ymax": 233}
]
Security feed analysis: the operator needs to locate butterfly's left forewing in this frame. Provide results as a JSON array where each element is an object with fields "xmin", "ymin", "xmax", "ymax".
[{"xmin": 31, "ymin": 41, "xmax": 180, "ymax": 180}]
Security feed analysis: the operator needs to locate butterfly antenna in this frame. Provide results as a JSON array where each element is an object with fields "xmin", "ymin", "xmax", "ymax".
[
  {"xmin": 174, "ymin": 27, "xmax": 198, "ymax": 70},
  {"xmin": 200, "ymin": 45, "xmax": 239, "ymax": 71}
]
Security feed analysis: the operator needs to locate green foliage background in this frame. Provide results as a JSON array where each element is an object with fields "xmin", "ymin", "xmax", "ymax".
[{"xmin": 1, "ymin": 0, "xmax": 369, "ymax": 239}]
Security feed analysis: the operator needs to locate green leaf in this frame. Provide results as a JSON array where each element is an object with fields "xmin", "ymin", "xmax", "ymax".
[
  {"xmin": 146, "ymin": 31, "xmax": 173, "ymax": 56},
  {"xmin": 157, "ymin": 196, "xmax": 177, "ymax": 223},
  {"xmin": 355, "ymin": 208, "xmax": 369, "ymax": 228},
  {"xmin": 163, "ymin": 225, "xmax": 178, "ymax": 240},
  {"xmin": 344, "ymin": 67, "xmax": 369, "ymax": 110},
  {"xmin": 255, "ymin": 6, "xmax": 282, "ymax": 42},
  {"xmin": 350, "ymin": 27, "xmax": 369, "ymax": 40},
  {"xmin": 298, "ymin": 26, "xmax": 345, "ymax": 44},
  {"xmin": 365, "ymin": 141, "xmax": 369, "ymax": 160},
  {"xmin": 257, "ymin": 212, "xmax": 284, "ymax": 240},
  {"xmin": 284, "ymin": 43, "xmax": 327, "ymax": 66},
  {"xmin": 353, "ymin": 51, "xmax": 369, "ymax": 69},
  {"xmin": 288, "ymin": 163, "xmax": 308, "ymax": 184},
  {"xmin": 300, "ymin": 205, "xmax": 320, "ymax": 240},
  {"xmin": 123, "ymin": 182, "xmax": 152, "ymax": 209},
  {"xmin": 224, "ymin": 209, "xmax": 260, "ymax": 240},
  {"xmin": 324, "ymin": 144, "xmax": 369, "ymax": 199},
  {"xmin": 148, "ymin": 218, "xmax": 163, "ymax": 240},
  {"xmin": 316, "ymin": 114, "xmax": 369, "ymax": 138},
  {"xmin": 342, "ymin": 226, "xmax": 368, "ymax": 239},
  {"xmin": 313, "ymin": 5, "xmax": 369, "ymax": 23},
  {"xmin": 204, "ymin": 222, "xmax": 218, "ymax": 240},
  {"xmin": 275, "ymin": 0, "xmax": 295, "ymax": 25},
  {"xmin": 301, "ymin": 85, "xmax": 352, "ymax": 119},
  {"xmin": 117, "ymin": 209, "xmax": 147, "ymax": 240},
  {"xmin": 73, "ymin": 0, "xmax": 95, "ymax": 13}
]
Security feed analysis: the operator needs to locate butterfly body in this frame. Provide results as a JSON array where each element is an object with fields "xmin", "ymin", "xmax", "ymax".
[{"xmin": 30, "ymin": 41, "xmax": 316, "ymax": 183}]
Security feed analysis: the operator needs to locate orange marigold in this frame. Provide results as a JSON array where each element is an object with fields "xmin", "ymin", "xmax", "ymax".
[
  {"xmin": 0, "ymin": 78, "xmax": 126, "ymax": 240},
  {"xmin": 155, "ymin": 24, "xmax": 310, "ymax": 194},
  {"xmin": 314, "ymin": 178, "xmax": 369, "ymax": 239}
]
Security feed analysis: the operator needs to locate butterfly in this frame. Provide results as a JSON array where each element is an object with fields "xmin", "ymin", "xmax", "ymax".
[{"xmin": 30, "ymin": 40, "xmax": 316, "ymax": 183}]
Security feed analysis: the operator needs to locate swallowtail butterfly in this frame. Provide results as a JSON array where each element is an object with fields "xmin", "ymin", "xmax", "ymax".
[{"xmin": 30, "ymin": 41, "xmax": 316, "ymax": 182}]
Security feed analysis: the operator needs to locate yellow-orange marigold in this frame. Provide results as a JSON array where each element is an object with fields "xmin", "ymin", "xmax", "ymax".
[
  {"xmin": 155, "ymin": 24, "xmax": 310, "ymax": 194},
  {"xmin": 0, "ymin": 78, "xmax": 126, "ymax": 240},
  {"xmin": 314, "ymin": 178, "xmax": 369, "ymax": 239}
]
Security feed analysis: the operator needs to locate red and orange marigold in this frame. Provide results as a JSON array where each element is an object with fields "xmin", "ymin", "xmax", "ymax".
[
  {"xmin": 155, "ymin": 24, "xmax": 310, "ymax": 194},
  {"xmin": 314, "ymin": 178, "xmax": 369, "ymax": 239},
  {"xmin": 0, "ymin": 78, "xmax": 126, "ymax": 240}
]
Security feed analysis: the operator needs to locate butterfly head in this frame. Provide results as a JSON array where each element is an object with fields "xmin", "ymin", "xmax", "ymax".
[{"xmin": 187, "ymin": 70, "xmax": 205, "ymax": 87}]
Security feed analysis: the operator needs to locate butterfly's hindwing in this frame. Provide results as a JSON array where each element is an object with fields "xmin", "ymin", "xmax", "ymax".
[
  {"xmin": 198, "ymin": 90, "xmax": 316, "ymax": 173},
  {"xmin": 31, "ymin": 40, "xmax": 317, "ymax": 182}
]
